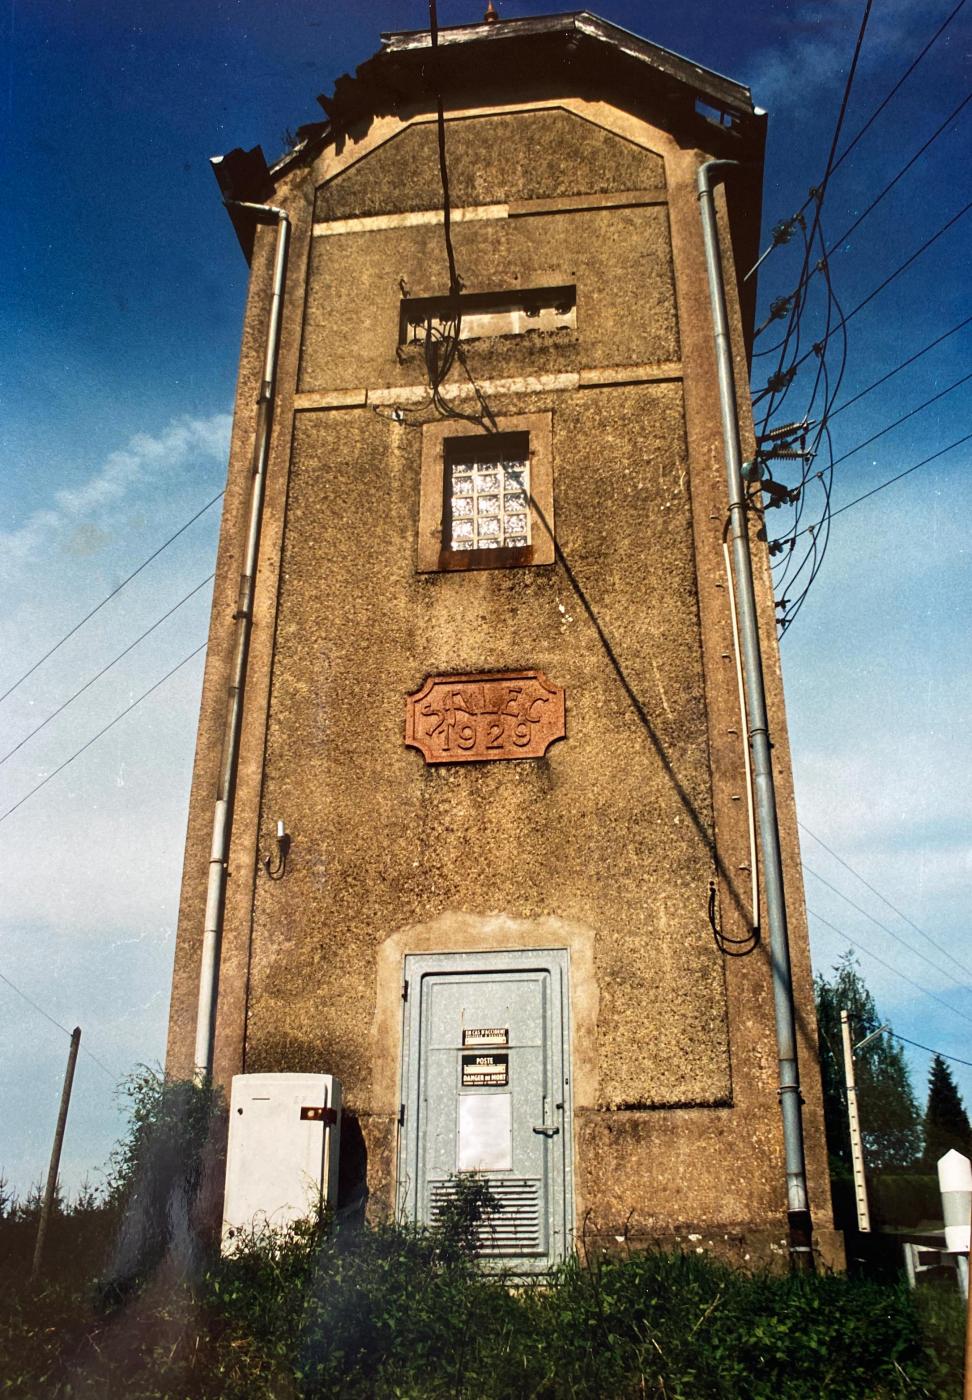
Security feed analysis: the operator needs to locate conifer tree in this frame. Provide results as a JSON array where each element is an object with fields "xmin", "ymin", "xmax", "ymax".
[
  {"xmin": 922, "ymin": 1054, "xmax": 971, "ymax": 1168},
  {"xmin": 814, "ymin": 953, "xmax": 922, "ymax": 1173}
]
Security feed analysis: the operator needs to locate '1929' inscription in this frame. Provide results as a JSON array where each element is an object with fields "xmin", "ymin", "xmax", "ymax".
[{"xmin": 405, "ymin": 671, "xmax": 566, "ymax": 765}]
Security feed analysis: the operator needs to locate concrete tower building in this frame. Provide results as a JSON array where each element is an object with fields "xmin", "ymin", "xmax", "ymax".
[{"xmin": 166, "ymin": 11, "xmax": 839, "ymax": 1269}]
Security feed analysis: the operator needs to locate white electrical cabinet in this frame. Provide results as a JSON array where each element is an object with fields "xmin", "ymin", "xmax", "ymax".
[{"xmin": 222, "ymin": 1072, "xmax": 342, "ymax": 1248}]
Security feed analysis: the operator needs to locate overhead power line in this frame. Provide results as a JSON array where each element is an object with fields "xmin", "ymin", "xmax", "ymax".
[
  {"xmin": 0, "ymin": 574, "xmax": 215, "ymax": 768},
  {"xmin": 830, "ymin": 0, "xmax": 968, "ymax": 178},
  {"xmin": 828, "ymin": 199, "xmax": 971, "ymax": 336},
  {"xmin": 804, "ymin": 863, "xmax": 967, "ymax": 988},
  {"xmin": 808, "ymin": 906, "xmax": 972, "ymax": 1028},
  {"xmin": 799, "ymin": 821, "xmax": 972, "ymax": 981},
  {"xmin": 786, "ymin": 431, "xmax": 972, "ymax": 541},
  {"xmin": 0, "ymin": 490, "xmax": 223, "ymax": 707},
  {"xmin": 754, "ymin": 0, "xmax": 874, "ymax": 431},
  {"xmin": 0, "ymin": 642, "xmax": 208, "ymax": 826},
  {"xmin": 744, "ymin": 0, "xmax": 968, "ymax": 279},
  {"xmin": 0, "ymin": 969, "xmax": 118, "ymax": 1080},
  {"xmin": 829, "ymin": 91, "xmax": 971, "ymax": 253},
  {"xmin": 889, "ymin": 1031, "xmax": 972, "ymax": 1071},
  {"xmin": 830, "ymin": 315, "xmax": 972, "ymax": 420},
  {"xmin": 776, "ymin": 200, "xmax": 972, "ymax": 381},
  {"xmin": 763, "ymin": 90, "xmax": 972, "ymax": 312},
  {"xmin": 827, "ymin": 369, "xmax": 972, "ymax": 473}
]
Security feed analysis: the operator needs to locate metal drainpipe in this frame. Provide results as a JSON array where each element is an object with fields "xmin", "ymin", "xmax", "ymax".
[
  {"xmin": 697, "ymin": 159, "xmax": 814, "ymax": 1270},
  {"xmin": 193, "ymin": 200, "xmax": 290, "ymax": 1083}
]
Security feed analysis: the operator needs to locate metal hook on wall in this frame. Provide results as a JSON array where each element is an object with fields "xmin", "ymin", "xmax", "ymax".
[{"xmin": 263, "ymin": 820, "xmax": 291, "ymax": 880}]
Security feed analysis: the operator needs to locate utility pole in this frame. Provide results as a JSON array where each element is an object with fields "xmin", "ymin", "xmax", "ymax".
[
  {"xmin": 840, "ymin": 1010, "xmax": 870, "ymax": 1233},
  {"xmin": 31, "ymin": 1026, "xmax": 81, "ymax": 1282},
  {"xmin": 840, "ymin": 1014, "xmax": 890, "ymax": 1234}
]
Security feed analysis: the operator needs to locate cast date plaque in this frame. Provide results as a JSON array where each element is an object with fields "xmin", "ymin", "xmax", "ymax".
[{"xmin": 405, "ymin": 670, "xmax": 565, "ymax": 764}]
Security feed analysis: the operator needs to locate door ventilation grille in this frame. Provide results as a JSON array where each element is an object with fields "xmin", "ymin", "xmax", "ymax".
[{"xmin": 430, "ymin": 1178, "xmax": 544, "ymax": 1256}]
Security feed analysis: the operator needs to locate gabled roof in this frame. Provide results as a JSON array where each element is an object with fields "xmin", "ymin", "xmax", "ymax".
[
  {"xmin": 378, "ymin": 11, "xmax": 755, "ymax": 120},
  {"xmin": 213, "ymin": 10, "xmax": 765, "ymax": 293}
]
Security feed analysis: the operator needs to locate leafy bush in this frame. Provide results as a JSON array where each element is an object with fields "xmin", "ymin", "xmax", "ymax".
[
  {"xmin": 1, "ymin": 1125, "xmax": 964, "ymax": 1399},
  {"xmin": 5, "ymin": 1213, "xmax": 962, "ymax": 1399},
  {"xmin": 99, "ymin": 1068, "xmax": 224, "ymax": 1304}
]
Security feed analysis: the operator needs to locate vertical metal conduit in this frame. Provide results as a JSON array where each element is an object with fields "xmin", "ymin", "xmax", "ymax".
[
  {"xmin": 194, "ymin": 200, "xmax": 290, "ymax": 1083},
  {"xmin": 697, "ymin": 159, "xmax": 814, "ymax": 1269}
]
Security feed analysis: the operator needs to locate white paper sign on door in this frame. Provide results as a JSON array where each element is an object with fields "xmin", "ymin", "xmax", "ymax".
[{"xmin": 457, "ymin": 1093, "xmax": 512, "ymax": 1172}]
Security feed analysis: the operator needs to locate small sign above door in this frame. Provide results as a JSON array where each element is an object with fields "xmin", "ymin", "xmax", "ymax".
[
  {"xmin": 405, "ymin": 671, "xmax": 566, "ymax": 764},
  {"xmin": 461, "ymin": 1053, "xmax": 509, "ymax": 1087},
  {"xmin": 463, "ymin": 1027, "xmax": 509, "ymax": 1047}
]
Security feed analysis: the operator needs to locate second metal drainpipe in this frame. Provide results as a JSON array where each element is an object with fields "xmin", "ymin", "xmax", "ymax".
[
  {"xmin": 193, "ymin": 200, "xmax": 290, "ymax": 1083},
  {"xmin": 697, "ymin": 159, "xmax": 814, "ymax": 1270}
]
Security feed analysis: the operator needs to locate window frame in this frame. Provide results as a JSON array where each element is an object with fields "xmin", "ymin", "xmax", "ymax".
[{"xmin": 417, "ymin": 412, "xmax": 554, "ymax": 573}]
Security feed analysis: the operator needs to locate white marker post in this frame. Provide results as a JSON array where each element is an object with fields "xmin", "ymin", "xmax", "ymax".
[{"xmin": 938, "ymin": 1149, "xmax": 971, "ymax": 1301}]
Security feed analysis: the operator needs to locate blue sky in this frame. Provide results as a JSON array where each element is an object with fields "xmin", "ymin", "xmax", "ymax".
[{"xmin": 1, "ymin": 0, "xmax": 969, "ymax": 1196}]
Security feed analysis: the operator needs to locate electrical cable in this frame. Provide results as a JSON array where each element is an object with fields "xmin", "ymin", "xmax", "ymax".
[
  {"xmin": 830, "ymin": 90, "xmax": 971, "ymax": 253},
  {"xmin": 754, "ymin": 0, "xmax": 874, "ymax": 437},
  {"xmin": 743, "ymin": 0, "xmax": 968, "ymax": 280},
  {"xmin": 827, "ymin": 369, "xmax": 972, "ymax": 473},
  {"xmin": 770, "ymin": 200, "xmax": 972, "ymax": 385},
  {"xmin": 764, "ymin": 240, "xmax": 845, "ymax": 631},
  {"xmin": 429, "ymin": 0, "xmax": 460, "ymax": 302},
  {"xmin": 0, "ymin": 642, "xmax": 208, "ymax": 826},
  {"xmin": 756, "ymin": 91, "xmax": 971, "ymax": 320},
  {"xmin": 830, "ymin": 315, "xmax": 972, "ymax": 420},
  {"xmin": 837, "ymin": 197, "xmax": 971, "ymax": 329},
  {"xmin": 776, "ymin": 441, "xmax": 834, "ymax": 633},
  {"xmin": 0, "ymin": 490, "xmax": 223, "ymax": 706},
  {"xmin": 808, "ymin": 906, "xmax": 972, "ymax": 1027},
  {"xmin": 0, "ymin": 574, "xmax": 215, "ymax": 768},
  {"xmin": 800, "ymin": 822, "xmax": 972, "ymax": 981},
  {"xmin": 417, "ymin": 0, "xmax": 499, "ymax": 438},
  {"xmin": 785, "ymin": 431, "xmax": 972, "ymax": 542},
  {"xmin": 804, "ymin": 863, "xmax": 969, "ymax": 988},
  {"xmin": 0, "ymin": 969, "xmax": 118, "ymax": 1080},
  {"xmin": 887, "ymin": 1031, "xmax": 972, "ymax": 1070},
  {"xmin": 766, "ymin": 353, "xmax": 968, "ymax": 600},
  {"xmin": 829, "ymin": 0, "xmax": 968, "ymax": 179}
]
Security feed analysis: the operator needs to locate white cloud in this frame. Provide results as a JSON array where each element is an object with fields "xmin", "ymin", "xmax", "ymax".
[
  {"xmin": 747, "ymin": 0, "xmax": 953, "ymax": 110},
  {"xmin": 0, "ymin": 413, "xmax": 231, "ymax": 572}
]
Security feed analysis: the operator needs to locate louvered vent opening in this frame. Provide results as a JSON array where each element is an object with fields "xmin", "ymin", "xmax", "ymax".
[{"xmin": 429, "ymin": 1177, "xmax": 545, "ymax": 1257}]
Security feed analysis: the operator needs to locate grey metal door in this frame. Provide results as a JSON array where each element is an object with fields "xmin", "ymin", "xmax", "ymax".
[{"xmin": 398, "ymin": 949, "xmax": 572, "ymax": 1271}]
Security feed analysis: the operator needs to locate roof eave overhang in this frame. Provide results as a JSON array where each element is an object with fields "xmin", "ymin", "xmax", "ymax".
[{"xmin": 379, "ymin": 11, "xmax": 754, "ymax": 119}]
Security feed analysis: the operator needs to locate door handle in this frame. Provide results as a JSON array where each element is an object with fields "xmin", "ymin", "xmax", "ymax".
[{"xmin": 532, "ymin": 1123, "xmax": 560, "ymax": 1137}]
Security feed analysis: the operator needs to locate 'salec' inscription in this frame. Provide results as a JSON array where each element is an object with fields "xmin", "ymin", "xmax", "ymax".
[{"xmin": 405, "ymin": 671, "xmax": 566, "ymax": 765}]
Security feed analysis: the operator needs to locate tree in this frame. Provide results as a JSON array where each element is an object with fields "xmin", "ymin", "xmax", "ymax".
[
  {"xmin": 922, "ymin": 1054, "xmax": 971, "ymax": 1168},
  {"xmin": 814, "ymin": 953, "xmax": 922, "ymax": 1173}
]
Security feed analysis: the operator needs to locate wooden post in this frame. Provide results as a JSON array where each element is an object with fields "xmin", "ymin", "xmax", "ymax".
[{"xmin": 31, "ymin": 1026, "xmax": 81, "ymax": 1282}]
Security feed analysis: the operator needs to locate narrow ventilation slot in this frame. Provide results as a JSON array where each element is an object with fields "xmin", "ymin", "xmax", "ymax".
[
  {"xmin": 429, "ymin": 1177, "xmax": 545, "ymax": 1257},
  {"xmin": 400, "ymin": 286, "xmax": 576, "ymax": 345}
]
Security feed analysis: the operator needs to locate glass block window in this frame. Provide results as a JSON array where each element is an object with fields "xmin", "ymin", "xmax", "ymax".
[
  {"xmin": 448, "ymin": 458, "xmax": 531, "ymax": 551},
  {"xmin": 443, "ymin": 433, "xmax": 532, "ymax": 555},
  {"xmin": 418, "ymin": 415, "xmax": 552, "ymax": 573}
]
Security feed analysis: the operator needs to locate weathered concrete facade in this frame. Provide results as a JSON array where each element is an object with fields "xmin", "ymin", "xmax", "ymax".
[{"xmin": 167, "ymin": 13, "xmax": 839, "ymax": 1265}]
